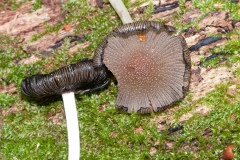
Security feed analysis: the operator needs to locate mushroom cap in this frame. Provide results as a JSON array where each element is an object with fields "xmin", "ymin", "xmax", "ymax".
[
  {"xmin": 21, "ymin": 59, "xmax": 111, "ymax": 104},
  {"xmin": 93, "ymin": 21, "xmax": 191, "ymax": 113}
]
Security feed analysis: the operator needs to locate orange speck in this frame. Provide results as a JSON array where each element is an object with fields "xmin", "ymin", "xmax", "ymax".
[
  {"xmin": 64, "ymin": 24, "xmax": 72, "ymax": 31},
  {"xmin": 222, "ymin": 145, "xmax": 234, "ymax": 160},
  {"xmin": 138, "ymin": 32, "xmax": 147, "ymax": 42}
]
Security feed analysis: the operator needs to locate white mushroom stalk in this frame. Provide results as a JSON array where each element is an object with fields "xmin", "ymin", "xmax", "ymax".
[
  {"xmin": 109, "ymin": 0, "xmax": 133, "ymax": 24},
  {"xmin": 62, "ymin": 92, "xmax": 80, "ymax": 160},
  {"xmin": 58, "ymin": 1, "xmax": 133, "ymax": 157},
  {"xmin": 21, "ymin": 60, "xmax": 111, "ymax": 160}
]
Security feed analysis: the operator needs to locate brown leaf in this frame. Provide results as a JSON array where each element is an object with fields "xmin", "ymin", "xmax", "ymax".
[{"xmin": 222, "ymin": 145, "xmax": 234, "ymax": 160}]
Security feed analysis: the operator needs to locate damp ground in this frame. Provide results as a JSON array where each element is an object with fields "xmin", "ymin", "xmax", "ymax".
[{"xmin": 0, "ymin": 0, "xmax": 239, "ymax": 159}]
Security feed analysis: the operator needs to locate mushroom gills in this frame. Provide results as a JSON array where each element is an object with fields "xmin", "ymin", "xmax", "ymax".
[{"xmin": 93, "ymin": 21, "xmax": 191, "ymax": 113}]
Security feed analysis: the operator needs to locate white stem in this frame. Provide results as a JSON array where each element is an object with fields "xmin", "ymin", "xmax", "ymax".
[
  {"xmin": 109, "ymin": 0, "xmax": 133, "ymax": 24},
  {"xmin": 62, "ymin": 92, "xmax": 80, "ymax": 160}
]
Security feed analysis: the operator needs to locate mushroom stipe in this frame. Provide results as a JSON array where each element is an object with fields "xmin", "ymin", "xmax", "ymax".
[
  {"xmin": 21, "ymin": 58, "xmax": 111, "ymax": 159},
  {"xmin": 21, "ymin": 58, "xmax": 111, "ymax": 104},
  {"xmin": 93, "ymin": 21, "xmax": 191, "ymax": 113}
]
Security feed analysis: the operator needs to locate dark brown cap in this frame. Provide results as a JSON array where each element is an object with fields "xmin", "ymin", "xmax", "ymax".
[
  {"xmin": 93, "ymin": 21, "xmax": 191, "ymax": 113},
  {"xmin": 21, "ymin": 59, "xmax": 111, "ymax": 104}
]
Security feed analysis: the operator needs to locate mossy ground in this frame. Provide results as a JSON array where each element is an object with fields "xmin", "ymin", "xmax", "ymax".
[{"xmin": 0, "ymin": 0, "xmax": 239, "ymax": 159}]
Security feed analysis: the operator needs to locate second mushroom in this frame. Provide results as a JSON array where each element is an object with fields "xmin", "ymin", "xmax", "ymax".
[{"xmin": 93, "ymin": 21, "xmax": 191, "ymax": 114}]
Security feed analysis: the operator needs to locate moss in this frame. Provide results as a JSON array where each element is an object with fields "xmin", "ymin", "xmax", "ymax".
[
  {"xmin": 0, "ymin": 0, "xmax": 240, "ymax": 159},
  {"xmin": 201, "ymin": 30, "xmax": 240, "ymax": 67},
  {"xmin": 31, "ymin": 0, "xmax": 42, "ymax": 12},
  {"xmin": 0, "ymin": 0, "xmax": 30, "ymax": 10}
]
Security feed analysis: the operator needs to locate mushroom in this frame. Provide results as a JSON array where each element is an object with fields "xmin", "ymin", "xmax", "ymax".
[
  {"xmin": 93, "ymin": 21, "xmax": 191, "ymax": 113},
  {"xmin": 20, "ymin": 1, "xmax": 130, "ymax": 158},
  {"xmin": 21, "ymin": 59, "xmax": 111, "ymax": 159}
]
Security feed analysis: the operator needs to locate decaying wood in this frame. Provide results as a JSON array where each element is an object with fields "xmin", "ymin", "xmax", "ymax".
[
  {"xmin": 198, "ymin": 11, "xmax": 232, "ymax": 31},
  {"xmin": 190, "ymin": 67, "xmax": 234, "ymax": 101},
  {"xmin": 0, "ymin": 7, "xmax": 51, "ymax": 36}
]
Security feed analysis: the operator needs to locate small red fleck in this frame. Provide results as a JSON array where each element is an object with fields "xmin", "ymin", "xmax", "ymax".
[
  {"xmin": 222, "ymin": 145, "xmax": 234, "ymax": 160},
  {"xmin": 64, "ymin": 24, "xmax": 72, "ymax": 31}
]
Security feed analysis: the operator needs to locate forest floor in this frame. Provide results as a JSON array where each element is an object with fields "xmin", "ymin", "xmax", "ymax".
[{"xmin": 0, "ymin": 0, "xmax": 239, "ymax": 159}]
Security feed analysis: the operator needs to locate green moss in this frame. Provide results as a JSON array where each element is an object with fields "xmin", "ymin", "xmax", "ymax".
[
  {"xmin": 0, "ymin": 0, "xmax": 30, "ymax": 10},
  {"xmin": 1, "ymin": 103, "xmax": 68, "ymax": 159},
  {"xmin": 31, "ymin": 23, "xmax": 63, "ymax": 42},
  {"xmin": 224, "ymin": 0, "xmax": 240, "ymax": 20},
  {"xmin": 0, "ymin": 35, "xmax": 30, "ymax": 85},
  {"xmin": 0, "ymin": 93, "xmax": 17, "ymax": 108},
  {"xmin": 201, "ymin": 31, "xmax": 240, "ymax": 67},
  {"xmin": 31, "ymin": 0, "xmax": 42, "ymax": 12}
]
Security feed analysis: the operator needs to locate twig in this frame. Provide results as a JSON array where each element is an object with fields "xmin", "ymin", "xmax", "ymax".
[
  {"xmin": 153, "ymin": 2, "xmax": 179, "ymax": 14},
  {"xmin": 189, "ymin": 36, "xmax": 222, "ymax": 51},
  {"xmin": 109, "ymin": 0, "xmax": 133, "ymax": 24},
  {"xmin": 7, "ymin": 12, "xmax": 19, "ymax": 34}
]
